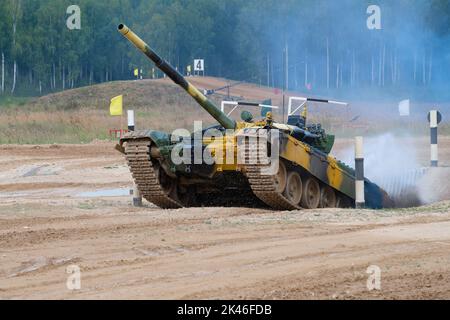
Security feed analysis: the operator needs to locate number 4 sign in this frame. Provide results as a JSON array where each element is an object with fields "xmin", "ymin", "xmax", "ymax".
[{"xmin": 194, "ymin": 59, "xmax": 204, "ymax": 72}]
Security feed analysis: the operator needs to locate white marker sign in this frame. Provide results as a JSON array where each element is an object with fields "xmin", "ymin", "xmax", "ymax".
[
  {"xmin": 399, "ymin": 99, "xmax": 410, "ymax": 116},
  {"xmin": 194, "ymin": 59, "xmax": 204, "ymax": 72}
]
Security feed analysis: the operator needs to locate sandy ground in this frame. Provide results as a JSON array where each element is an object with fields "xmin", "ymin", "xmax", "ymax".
[{"xmin": 0, "ymin": 140, "xmax": 450, "ymax": 300}]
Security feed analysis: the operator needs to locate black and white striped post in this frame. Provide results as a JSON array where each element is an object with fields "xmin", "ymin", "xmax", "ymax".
[
  {"xmin": 127, "ymin": 110, "xmax": 135, "ymax": 132},
  {"xmin": 428, "ymin": 110, "xmax": 441, "ymax": 167},
  {"xmin": 128, "ymin": 110, "xmax": 142, "ymax": 207},
  {"xmin": 355, "ymin": 136, "xmax": 365, "ymax": 209}
]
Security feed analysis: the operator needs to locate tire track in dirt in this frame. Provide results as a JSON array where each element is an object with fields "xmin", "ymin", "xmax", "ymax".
[
  {"xmin": 2, "ymin": 213, "xmax": 450, "ymax": 299},
  {"xmin": 1, "ymin": 142, "xmax": 450, "ymax": 299}
]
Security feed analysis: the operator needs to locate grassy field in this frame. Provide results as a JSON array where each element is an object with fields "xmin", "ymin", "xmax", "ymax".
[
  {"xmin": 0, "ymin": 78, "xmax": 449, "ymax": 144},
  {"xmin": 0, "ymin": 80, "xmax": 219, "ymax": 144}
]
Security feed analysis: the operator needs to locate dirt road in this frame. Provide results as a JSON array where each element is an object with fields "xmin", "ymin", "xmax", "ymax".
[{"xmin": 0, "ymin": 142, "xmax": 449, "ymax": 300}]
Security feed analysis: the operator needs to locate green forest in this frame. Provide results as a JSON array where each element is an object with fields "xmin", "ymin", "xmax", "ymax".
[{"xmin": 0, "ymin": 0, "xmax": 449, "ymax": 97}]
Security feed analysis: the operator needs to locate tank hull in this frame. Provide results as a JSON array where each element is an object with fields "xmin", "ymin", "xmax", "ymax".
[{"xmin": 120, "ymin": 129, "xmax": 392, "ymax": 210}]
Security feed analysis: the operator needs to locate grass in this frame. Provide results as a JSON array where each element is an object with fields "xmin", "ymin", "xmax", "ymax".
[
  {"xmin": 0, "ymin": 109, "xmax": 111, "ymax": 144},
  {"xmin": 1, "ymin": 79, "xmax": 449, "ymax": 144},
  {"xmin": 0, "ymin": 80, "xmax": 217, "ymax": 144},
  {"xmin": 0, "ymin": 96, "xmax": 32, "ymax": 108},
  {"xmin": 0, "ymin": 104, "xmax": 219, "ymax": 144}
]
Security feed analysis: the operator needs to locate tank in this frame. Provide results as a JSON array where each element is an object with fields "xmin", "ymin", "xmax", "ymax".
[{"xmin": 117, "ymin": 24, "xmax": 393, "ymax": 210}]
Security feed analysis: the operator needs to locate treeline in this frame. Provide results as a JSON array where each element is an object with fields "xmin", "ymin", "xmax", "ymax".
[{"xmin": 0, "ymin": 0, "xmax": 450, "ymax": 97}]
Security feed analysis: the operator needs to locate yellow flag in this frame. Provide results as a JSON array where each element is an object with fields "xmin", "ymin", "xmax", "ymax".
[
  {"xmin": 301, "ymin": 105, "xmax": 308, "ymax": 119},
  {"xmin": 134, "ymin": 68, "xmax": 139, "ymax": 77},
  {"xmin": 110, "ymin": 95, "xmax": 123, "ymax": 116}
]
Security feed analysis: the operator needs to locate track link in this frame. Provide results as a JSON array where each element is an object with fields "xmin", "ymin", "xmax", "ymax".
[
  {"xmin": 125, "ymin": 139, "xmax": 182, "ymax": 209},
  {"xmin": 243, "ymin": 141, "xmax": 300, "ymax": 211}
]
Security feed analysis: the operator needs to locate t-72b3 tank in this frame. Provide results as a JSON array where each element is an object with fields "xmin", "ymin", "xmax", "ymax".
[{"xmin": 116, "ymin": 24, "xmax": 393, "ymax": 210}]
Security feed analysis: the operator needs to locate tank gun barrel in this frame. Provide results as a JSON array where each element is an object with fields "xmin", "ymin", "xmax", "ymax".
[{"xmin": 118, "ymin": 24, "xmax": 236, "ymax": 130}]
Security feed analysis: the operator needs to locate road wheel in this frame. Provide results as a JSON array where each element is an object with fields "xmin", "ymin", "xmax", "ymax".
[
  {"xmin": 301, "ymin": 177, "xmax": 321, "ymax": 209},
  {"xmin": 320, "ymin": 186, "xmax": 337, "ymax": 208},
  {"xmin": 274, "ymin": 161, "xmax": 287, "ymax": 193},
  {"xmin": 178, "ymin": 186, "xmax": 197, "ymax": 207},
  {"xmin": 284, "ymin": 171, "xmax": 303, "ymax": 205},
  {"xmin": 155, "ymin": 164, "xmax": 176, "ymax": 195},
  {"xmin": 336, "ymin": 196, "xmax": 352, "ymax": 208}
]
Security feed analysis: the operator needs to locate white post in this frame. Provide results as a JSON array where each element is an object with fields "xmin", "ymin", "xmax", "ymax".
[
  {"xmin": 133, "ymin": 185, "xmax": 142, "ymax": 207},
  {"xmin": 127, "ymin": 110, "xmax": 135, "ymax": 132},
  {"xmin": 11, "ymin": 61, "xmax": 17, "ymax": 94},
  {"xmin": 355, "ymin": 136, "xmax": 365, "ymax": 209},
  {"xmin": 128, "ymin": 109, "xmax": 142, "ymax": 207},
  {"xmin": 430, "ymin": 110, "xmax": 439, "ymax": 167},
  {"xmin": 1, "ymin": 52, "xmax": 4, "ymax": 94},
  {"xmin": 286, "ymin": 44, "xmax": 289, "ymax": 91},
  {"xmin": 326, "ymin": 37, "xmax": 330, "ymax": 89}
]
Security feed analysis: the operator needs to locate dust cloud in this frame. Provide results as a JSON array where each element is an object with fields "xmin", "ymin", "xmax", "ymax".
[{"xmin": 335, "ymin": 133, "xmax": 426, "ymax": 206}]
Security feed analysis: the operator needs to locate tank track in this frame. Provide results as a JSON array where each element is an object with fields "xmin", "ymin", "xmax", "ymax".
[
  {"xmin": 125, "ymin": 139, "xmax": 182, "ymax": 209},
  {"xmin": 124, "ymin": 138, "xmax": 349, "ymax": 211},
  {"xmin": 243, "ymin": 141, "xmax": 300, "ymax": 211}
]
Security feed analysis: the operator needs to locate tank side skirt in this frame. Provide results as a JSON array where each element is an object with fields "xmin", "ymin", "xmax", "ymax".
[{"xmin": 281, "ymin": 136, "xmax": 356, "ymax": 199}]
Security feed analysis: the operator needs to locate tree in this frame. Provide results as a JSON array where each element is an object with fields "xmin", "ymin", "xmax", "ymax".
[
  {"xmin": 0, "ymin": 0, "xmax": 12, "ymax": 94},
  {"xmin": 1, "ymin": 0, "xmax": 450, "ymax": 96},
  {"xmin": 9, "ymin": 0, "xmax": 23, "ymax": 94}
]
